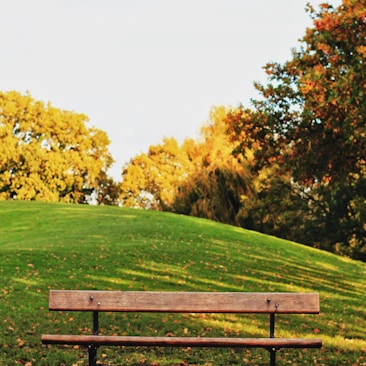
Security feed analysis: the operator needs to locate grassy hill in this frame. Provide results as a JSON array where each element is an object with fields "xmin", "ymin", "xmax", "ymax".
[{"xmin": 0, "ymin": 201, "xmax": 365, "ymax": 365}]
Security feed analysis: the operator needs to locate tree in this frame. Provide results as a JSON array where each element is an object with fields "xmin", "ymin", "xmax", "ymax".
[
  {"xmin": 94, "ymin": 171, "xmax": 121, "ymax": 206},
  {"xmin": 120, "ymin": 137, "xmax": 194, "ymax": 209},
  {"xmin": 173, "ymin": 107, "xmax": 254, "ymax": 226},
  {"xmin": 0, "ymin": 91, "xmax": 113, "ymax": 203},
  {"xmin": 119, "ymin": 153, "xmax": 158, "ymax": 208},
  {"xmin": 238, "ymin": 166, "xmax": 313, "ymax": 245},
  {"xmin": 120, "ymin": 106, "xmax": 254, "ymax": 224},
  {"xmin": 226, "ymin": 1, "xmax": 366, "ymax": 259}
]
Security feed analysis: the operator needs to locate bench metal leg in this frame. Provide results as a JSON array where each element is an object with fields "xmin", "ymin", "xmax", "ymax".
[
  {"xmin": 88, "ymin": 345, "xmax": 97, "ymax": 366},
  {"xmin": 269, "ymin": 347, "xmax": 276, "ymax": 366},
  {"xmin": 269, "ymin": 313, "xmax": 276, "ymax": 366},
  {"xmin": 88, "ymin": 311, "xmax": 99, "ymax": 366}
]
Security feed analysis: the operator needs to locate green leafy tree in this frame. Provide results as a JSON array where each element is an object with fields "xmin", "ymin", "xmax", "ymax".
[
  {"xmin": 0, "ymin": 91, "xmax": 113, "ymax": 203},
  {"xmin": 226, "ymin": 0, "xmax": 366, "ymax": 259},
  {"xmin": 238, "ymin": 166, "xmax": 312, "ymax": 244}
]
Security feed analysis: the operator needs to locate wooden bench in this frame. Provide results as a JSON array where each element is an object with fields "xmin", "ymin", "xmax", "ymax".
[{"xmin": 41, "ymin": 290, "xmax": 322, "ymax": 366}]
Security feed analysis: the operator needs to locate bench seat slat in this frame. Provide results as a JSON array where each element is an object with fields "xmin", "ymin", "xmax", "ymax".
[
  {"xmin": 48, "ymin": 291, "xmax": 320, "ymax": 314},
  {"xmin": 42, "ymin": 334, "xmax": 322, "ymax": 349}
]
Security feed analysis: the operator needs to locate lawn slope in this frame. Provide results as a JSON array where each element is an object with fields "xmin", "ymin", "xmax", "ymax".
[{"xmin": 0, "ymin": 201, "xmax": 365, "ymax": 365}]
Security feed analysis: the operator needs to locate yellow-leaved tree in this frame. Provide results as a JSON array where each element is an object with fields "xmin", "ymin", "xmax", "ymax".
[
  {"xmin": 120, "ymin": 137, "xmax": 194, "ymax": 209},
  {"xmin": 120, "ymin": 106, "xmax": 254, "ymax": 227},
  {"xmin": 0, "ymin": 91, "xmax": 113, "ymax": 202}
]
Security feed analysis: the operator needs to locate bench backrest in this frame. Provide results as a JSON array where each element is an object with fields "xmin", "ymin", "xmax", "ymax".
[{"xmin": 48, "ymin": 291, "xmax": 320, "ymax": 314}]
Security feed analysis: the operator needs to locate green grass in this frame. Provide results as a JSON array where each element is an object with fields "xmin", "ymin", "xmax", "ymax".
[{"xmin": 0, "ymin": 201, "xmax": 365, "ymax": 365}]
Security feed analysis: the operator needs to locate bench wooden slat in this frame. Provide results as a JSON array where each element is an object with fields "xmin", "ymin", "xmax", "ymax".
[
  {"xmin": 42, "ymin": 334, "xmax": 322, "ymax": 348},
  {"xmin": 49, "ymin": 291, "xmax": 320, "ymax": 314}
]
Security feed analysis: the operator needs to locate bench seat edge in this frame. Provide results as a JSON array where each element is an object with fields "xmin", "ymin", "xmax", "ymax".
[{"xmin": 41, "ymin": 334, "xmax": 322, "ymax": 348}]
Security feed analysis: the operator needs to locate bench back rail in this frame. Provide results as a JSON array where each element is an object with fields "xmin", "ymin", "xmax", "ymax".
[{"xmin": 48, "ymin": 290, "xmax": 320, "ymax": 313}]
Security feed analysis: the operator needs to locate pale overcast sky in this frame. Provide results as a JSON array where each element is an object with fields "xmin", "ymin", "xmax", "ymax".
[{"xmin": 0, "ymin": 0, "xmax": 341, "ymax": 181}]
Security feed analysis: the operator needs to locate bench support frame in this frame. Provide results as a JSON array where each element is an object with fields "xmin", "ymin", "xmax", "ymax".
[
  {"xmin": 85, "ymin": 304, "xmax": 289, "ymax": 366},
  {"xmin": 42, "ymin": 291, "xmax": 321, "ymax": 366},
  {"xmin": 87, "ymin": 311, "xmax": 280, "ymax": 366}
]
